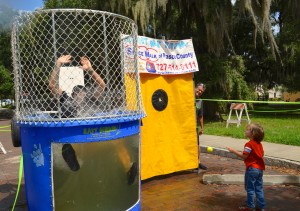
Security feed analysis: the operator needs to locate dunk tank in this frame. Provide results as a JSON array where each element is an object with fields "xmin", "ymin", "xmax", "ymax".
[
  {"xmin": 11, "ymin": 9, "xmax": 144, "ymax": 210},
  {"xmin": 130, "ymin": 36, "xmax": 200, "ymax": 180}
]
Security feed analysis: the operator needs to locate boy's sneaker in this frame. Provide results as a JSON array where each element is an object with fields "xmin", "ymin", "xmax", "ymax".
[
  {"xmin": 238, "ymin": 206, "xmax": 255, "ymax": 211},
  {"xmin": 62, "ymin": 144, "xmax": 80, "ymax": 171},
  {"xmin": 256, "ymin": 209, "xmax": 265, "ymax": 211}
]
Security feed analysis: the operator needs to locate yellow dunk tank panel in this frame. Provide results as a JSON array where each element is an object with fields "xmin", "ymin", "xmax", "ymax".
[{"xmin": 139, "ymin": 73, "xmax": 198, "ymax": 180}]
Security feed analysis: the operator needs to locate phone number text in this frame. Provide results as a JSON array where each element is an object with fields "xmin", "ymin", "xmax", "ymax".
[{"xmin": 155, "ymin": 61, "xmax": 197, "ymax": 71}]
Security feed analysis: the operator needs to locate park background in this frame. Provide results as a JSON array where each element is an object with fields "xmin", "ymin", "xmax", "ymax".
[{"xmin": 1, "ymin": 0, "xmax": 300, "ymax": 147}]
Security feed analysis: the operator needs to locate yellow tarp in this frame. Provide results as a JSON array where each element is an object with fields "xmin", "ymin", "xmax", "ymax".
[{"xmin": 140, "ymin": 73, "xmax": 198, "ymax": 180}]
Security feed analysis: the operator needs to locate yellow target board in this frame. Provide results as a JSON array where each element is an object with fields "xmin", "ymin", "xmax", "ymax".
[{"xmin": 140, "ymin": 73, "xmax": 198, "ymax": 180}]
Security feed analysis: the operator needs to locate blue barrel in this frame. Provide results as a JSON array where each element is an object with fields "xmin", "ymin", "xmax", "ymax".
[{"xmin": 19, "ymin": 115, "xmax": 142, "ymax": 211}]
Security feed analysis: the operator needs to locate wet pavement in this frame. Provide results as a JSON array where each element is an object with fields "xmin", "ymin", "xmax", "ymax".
[{"xmin": 1, "ymin": 118, "xmax": 300, "ymax": 210}]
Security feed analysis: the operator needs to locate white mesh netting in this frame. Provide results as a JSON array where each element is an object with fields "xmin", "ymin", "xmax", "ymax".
[{"xmin": 11, "ymin": 9, "xmax": 145, "ymax": 125}]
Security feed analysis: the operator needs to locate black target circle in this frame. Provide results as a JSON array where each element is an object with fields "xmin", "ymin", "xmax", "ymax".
[{"xmin": 152, "ymin": 89, "xmax": 168, "ymax": 111}]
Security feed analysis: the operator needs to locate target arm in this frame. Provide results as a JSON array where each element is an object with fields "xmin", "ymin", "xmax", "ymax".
[
  {"xmin": 198, "ymin": 116, "xmax": 204, "ymax": 135},
  {"xmin": 87, "ymin": 69, "xmax": 106, "ymax": 95},
  {"xmin": 49, "ymin": 66, "xmax": 63, "ymax": 96}
]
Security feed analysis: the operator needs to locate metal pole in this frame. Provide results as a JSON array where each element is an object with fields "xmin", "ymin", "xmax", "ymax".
[
  {"xmin": 102, "ymin": 15, "xmax": 111, "ymax": 106},
  {"xmin": 132, "ymin": 23, "xmax": 141, "ymax": 112},
  {"xmin": 51, "ymin": 11, "xmax": 62, "ymax": 119}
]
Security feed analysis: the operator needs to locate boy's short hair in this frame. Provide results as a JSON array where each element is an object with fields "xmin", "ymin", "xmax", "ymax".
[
  {"xmin": 72, "ymin": 85, "xmax": 86, "ymax": 97},
  {"xmin": 196, "ymin": 82, "xmax": 206, "ymax": 90},
  {"xmin": 248, "ymin": 123, "xmax": 264, "ymax": 142}
]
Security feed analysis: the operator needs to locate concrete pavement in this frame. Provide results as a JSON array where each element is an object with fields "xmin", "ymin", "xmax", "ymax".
[
  {"xmin": 200, "ymin": 134, "xmax": 300, "ymax": 164},
  {"xmin": 203, "ymin": 174, "xmax": 300, "ymax": 185},
  {"xmin": 200, "ymin": 134, "xmax": 300, "ymax": 185}
]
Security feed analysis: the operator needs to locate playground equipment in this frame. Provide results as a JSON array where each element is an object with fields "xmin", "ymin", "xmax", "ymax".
[{"xmin": 12, "ymin": 9, "xmax": 144, "ymax": 211}]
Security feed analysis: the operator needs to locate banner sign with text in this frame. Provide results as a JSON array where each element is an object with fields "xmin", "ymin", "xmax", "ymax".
[{"xmin": 123, "ymin": 35, "xmax": 199, "ymax": 75}]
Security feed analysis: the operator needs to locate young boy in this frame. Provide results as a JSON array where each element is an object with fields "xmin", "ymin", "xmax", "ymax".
[{"xmin": 227, "ymin": 123, "xmax": 266, "ymax": 211}]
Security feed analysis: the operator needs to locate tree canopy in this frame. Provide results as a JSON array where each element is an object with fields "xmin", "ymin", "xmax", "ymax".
[
  {"xmin": 0, "ymin": 64, "xmax": 13, "ymax": 99},
  {"xmin": 1, "ymin": 0, "xmax": 299, "ymax": 103},
  {"xmin": 0, "ymin": 4, "xmax": 16, "ymax": 99}
]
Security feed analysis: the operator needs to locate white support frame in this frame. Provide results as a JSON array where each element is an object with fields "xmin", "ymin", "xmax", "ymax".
[
  {"xmin": 0, "ymin": 142, "xmax": 7, "ymax": 154},
  {"xmin": 226, "ymin": 103, "xmax": 251, "ymax": 128}
]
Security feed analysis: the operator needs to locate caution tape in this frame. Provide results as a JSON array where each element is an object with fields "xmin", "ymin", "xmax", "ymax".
[
  {"xmin": 198, "ymin": 98, "xmax": 300, "ymax": 104},
  {"xmin": 0, "ymin": 125, "xmax": 11, "ymax": 132},
  {"xmin": 196, "ymin": 99, "xmax": 300, "ymax": 113},
  {"xmin": 0, "ymin": 125, "xmax": 10, "ymax": 128},
  {"xmin": 247, "ymin": 109, "xmax": 300, "ymax": 113}
]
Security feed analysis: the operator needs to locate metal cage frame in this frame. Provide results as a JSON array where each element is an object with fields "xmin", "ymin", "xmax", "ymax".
[{"xmin": 11, "ymin": 9, "xmax": 145, "ymax": 125}]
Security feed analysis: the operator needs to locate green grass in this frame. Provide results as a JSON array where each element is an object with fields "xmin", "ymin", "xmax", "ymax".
[{"xmin": 204, "ymin": 114, "xmax": 300, "ymax": 147}]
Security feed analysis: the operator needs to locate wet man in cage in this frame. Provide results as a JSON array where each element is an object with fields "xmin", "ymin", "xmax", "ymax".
[
  {"xmin": 48, "ymin": 54, "xmax": 137, "ymax": 184},
  {"xmin": 49, "ymin": 54, "xmax": 106, "ymax": 118}
]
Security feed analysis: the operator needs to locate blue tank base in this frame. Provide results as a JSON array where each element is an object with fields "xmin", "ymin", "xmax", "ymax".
[
  {"xmin": 20, "ymin": 119, "xmax": 142, "ymax": 211},
  {"xmin": 128, "ymin": 201, "xmax": 141, "ymax": 211}
]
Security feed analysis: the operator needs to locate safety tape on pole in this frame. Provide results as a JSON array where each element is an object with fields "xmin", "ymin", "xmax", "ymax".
[
  {"xmin": 198, "ymin": 99, "xmax": 300, "ymax": 104},
  {"xmin": 197, "ymin": 99, "xmax": 300, "ymax": 113},
  {"xmin": 247, "ymin": 109, "xmax": 300, "ymax": 113}
]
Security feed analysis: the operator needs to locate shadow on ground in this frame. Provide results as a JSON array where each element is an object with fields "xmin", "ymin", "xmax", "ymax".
[{"xmin": 0, "ymin": 181, "xmax": 27, "ymax": 211}]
